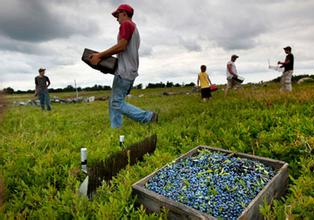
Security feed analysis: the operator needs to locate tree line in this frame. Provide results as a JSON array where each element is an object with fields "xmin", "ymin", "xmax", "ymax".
[
  {"xmin": 270, "ymin": 74, "xmax": 314, "ymax": 83},
  {"xmin": 2, "ymin": 81, "xmax": 196, "ymax": 94}
]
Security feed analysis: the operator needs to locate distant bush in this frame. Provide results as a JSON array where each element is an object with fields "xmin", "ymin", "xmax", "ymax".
[{"xmin": 270, "ymin": 74, "xmax": 314, "ymax": 83}]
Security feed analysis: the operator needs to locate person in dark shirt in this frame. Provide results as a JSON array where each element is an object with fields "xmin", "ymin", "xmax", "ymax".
[
  {"xmin": 35, "ymin": 67, "xmax": 51, "ymax": 111},
  {"xmin": 278, "ymin": 46, "xmax": 294, "ymax": 92}
]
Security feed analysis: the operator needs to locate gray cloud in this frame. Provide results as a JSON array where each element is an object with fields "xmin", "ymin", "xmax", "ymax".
[
  {"xmin": 131, "ymin": 1, "xmax": 269, "ymax": 51},
  {"xmin": 139, "ymin": 46, "xmax": 153, "ymax": 57},
  {"xmin": 0, "ymin": 35, "xmax": 55, "ymax": 55},
  {"xmin": 1, "ymin": 0, "xmax": 314, "ymax": 90},
  {"xmin": 0, "ymin": 0, "xmax": 99, "ymax": 43},
  {"xmin": 179, "ymin": 37, "xmax": 202, "ymax": 52}
]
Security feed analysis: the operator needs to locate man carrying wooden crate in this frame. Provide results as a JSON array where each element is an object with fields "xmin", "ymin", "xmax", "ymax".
[{"xmin": 89, "ymin": 4, "xmax": 158, "ymax": 128}]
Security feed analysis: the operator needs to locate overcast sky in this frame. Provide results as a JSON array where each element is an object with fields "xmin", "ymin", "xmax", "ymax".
[{"xmin": 0, "ymin": 0, "xmax": 313, "ymax": 90}]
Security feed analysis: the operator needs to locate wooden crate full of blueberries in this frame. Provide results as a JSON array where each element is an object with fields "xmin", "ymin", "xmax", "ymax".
[{"xmin": 132, "ymin": 146, "xmax": 288, "ymax": 220}]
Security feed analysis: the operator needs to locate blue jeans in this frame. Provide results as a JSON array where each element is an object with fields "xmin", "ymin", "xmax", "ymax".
[
  {"xmin": 38, "ymin": 91, "xmax": 51, "ymax": 111},
  {"xmin": 109, "ymin": 75, "xmax": 153, "ymax": 128}
]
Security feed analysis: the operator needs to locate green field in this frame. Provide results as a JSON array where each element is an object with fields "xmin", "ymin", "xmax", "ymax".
[{"xmin": 1, "ymin": 83, "xmax": 314, "ymax": 219}]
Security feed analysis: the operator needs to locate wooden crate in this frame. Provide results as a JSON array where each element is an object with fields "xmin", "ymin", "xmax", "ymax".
[{"xmin": 132, "ymin": 146, "xmax": 288, "ymax": 220}]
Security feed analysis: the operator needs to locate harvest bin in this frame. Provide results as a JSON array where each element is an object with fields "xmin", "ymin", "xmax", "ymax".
[{"xmin": 132, "ymin": 146, "xmax": 288, "ymax": 220}]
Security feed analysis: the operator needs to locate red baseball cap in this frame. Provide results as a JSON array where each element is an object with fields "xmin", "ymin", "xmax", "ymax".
[{"xmin": 112, "ymin": 4, "xmax": 134, "ymax": 17}]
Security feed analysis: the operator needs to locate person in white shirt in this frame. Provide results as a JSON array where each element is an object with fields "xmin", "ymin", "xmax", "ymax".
[{"xmin": 224, "ymin": 54, "xmax": 240, "ymax": 97}]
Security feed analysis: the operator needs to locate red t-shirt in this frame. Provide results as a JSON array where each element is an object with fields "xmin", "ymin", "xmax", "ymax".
[{"xmin": 118, "ymin": 20, "xmax": 136, "ymax": 41}]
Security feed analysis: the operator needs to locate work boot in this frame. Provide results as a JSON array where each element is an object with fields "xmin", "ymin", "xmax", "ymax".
[{"xmin": 151, "ymin": 112, "xmax": 158, "ymax": 123}]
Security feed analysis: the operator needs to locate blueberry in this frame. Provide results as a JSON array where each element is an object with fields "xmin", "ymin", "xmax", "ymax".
[{"xmin": 145, "ymin": 150, "xmax": 275, "ymax": 218}]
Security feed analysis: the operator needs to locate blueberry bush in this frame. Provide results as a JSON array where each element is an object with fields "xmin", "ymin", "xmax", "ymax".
[{"xmin": 0, "ymin": 83, "xmax": 313, "ymax": 219}]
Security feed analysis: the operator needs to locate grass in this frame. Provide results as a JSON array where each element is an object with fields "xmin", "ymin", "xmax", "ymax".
[{"xmin": 0, "ymin": 83, "xmax": 314, "ymax": 219}]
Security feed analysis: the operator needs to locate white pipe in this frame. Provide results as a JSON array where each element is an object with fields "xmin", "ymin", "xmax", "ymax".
[
  {"xmin": 81, "ymin": 148, "xmax": 87, "ymax": 173},
  {"xmin": 119, "ymin": 135, "xmax": 125, "ymax": 147}
]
